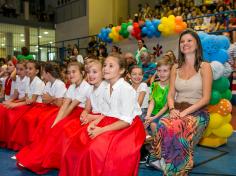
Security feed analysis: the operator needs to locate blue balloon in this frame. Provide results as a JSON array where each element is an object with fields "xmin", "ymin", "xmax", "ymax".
[
  {"xmin": 141, "ymin": 27, "xmax": 148, "ymax": 34},
  {"xmin": 154, "ymin": 31, "xmax": 161, "ymax": 38},
  {"xmin": 202, "ymin": 35, "xmax": 219, "ymax": 54},
  {"xmin": 98, "ymin": 33, "xmax": 102, "ymax": 39},
  {"xmin": 101, "ymin": 28, "xmax": 106, "ymax": 33},
  {"xmin": 145, "ymin": 20, "xmax": 152, "ymax": 27},
  {"xmin": 198, "ymin": 31, "xmax": 208, "ymax": 41},
  {"xmin": 217, "ymin": 35, "xmax": 230, "ymax": 50},
  {"xmin": 212, "ymin": 49, "xmax": 229, "ymax": 64},
  {"xmin": 149, "ymin": 25, "xmax": 156, "ymax": 33},
  {"xmin": 152, "ymin": 19, "xmax": 160, "ymax": 27}
]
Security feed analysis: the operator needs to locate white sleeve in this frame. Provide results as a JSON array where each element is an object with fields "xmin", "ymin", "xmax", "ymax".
[
  {"xmin": 65, "ymin": 85, "xmax": 74, "ymax": 99},
  {"xmin": 43, "ymin": 82, "xmax": 50, "ymax": 94},
  {"xmin": 75, "ymin": 84, "xmax": 92, "ymax": 103},
  {"xmin": 32, "ymin": 81, "xmax": 45, "ymax": 95},
  {"xmin": 139, "ymin": 83, "xmax": 148, "ymax": 92},
  {"xmin": 54, "ymin": 82, "xmax": 67, "ymax": 98},
  {"xmin": 77, "ymin": 55, "xmax": 84, "ymax": 64},
  {"xmin": 118, "ymin": 88, "xmax": 137, "ymax": 124}
]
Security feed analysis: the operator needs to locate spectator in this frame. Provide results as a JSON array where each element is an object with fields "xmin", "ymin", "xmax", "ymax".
[
  {"xmin": 17, "ymin": 47, "xmax": 34, "ymax": 61},
  {"xmin": 135, "ymin": 39, "xmax": 147, "ymax": 67},
  {"xmin": 70, "ymin": 45, "xmax": 84, "ymax": 64}
]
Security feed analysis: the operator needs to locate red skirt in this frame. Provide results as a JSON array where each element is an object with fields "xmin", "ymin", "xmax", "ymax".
[
  {"xmin": 0, "ymin": 104, "xmax": 8, "ymax": 146},
  {"xmin": 16, "ymin": 107, "xmax": 84, "ymax": 174},
  {"xmin": 0, "ymin": 104, "xmax": 34, "ymax": 148},
  {"xmin": 59, "ymin": 116, "xmax": 145, "ymax": 176},
  {"xmin": 8, "ymin": 103, "xmax": 59, "ymax": 151}
]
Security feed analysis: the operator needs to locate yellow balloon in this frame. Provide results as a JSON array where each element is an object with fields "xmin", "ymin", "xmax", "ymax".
[
  {"xmin": 208, "ymin": 113, "xmax": 224, "ymax": 129},
  {"xmin": 212, "ymin": 124, "xmax": 233, "ymax": 138},
  {"xmin": 161, "ymin": 17, "xmax": 168, "ymax": 24},
  {"xmin": 158, "ymin": 24, "xmax": 164, "ymax": 31},
  {"xmin": 203, "ymin": 127, "xmax": 212, "ymax": 137},
  {"xmin": 109, "ymin": 33, "xmax": 113, "ymax": 38},
  {"xmin": 168, "ymin": 15, "xmax": 175, "ymax": 21},
  {"xmin": 223, "ymin": 114, "xmax": 232, "ymax": 124}
]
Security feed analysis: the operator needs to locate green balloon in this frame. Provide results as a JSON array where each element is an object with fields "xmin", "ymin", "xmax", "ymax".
[
  {"xmin": 221, "ymin": 89, "xmax": 232, "ymax": 100},
  {"xmin": 210, "ymin": 90, "xmax": 222, "ymax": 105},
  {"xmin": 212, "ymin": 77, "xmax": 230, "ymax": 93}
]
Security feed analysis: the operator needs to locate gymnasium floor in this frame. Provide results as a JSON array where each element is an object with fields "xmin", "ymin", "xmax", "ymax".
[{"xmin": 0, "ymin": 106, "xmax": 235, "ymax": 176}]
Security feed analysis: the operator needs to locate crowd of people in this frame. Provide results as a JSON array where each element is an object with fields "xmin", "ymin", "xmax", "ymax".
[
  {"xmin": 128, "ymin": 0, "xmax": 236, "ymax": 33},
  {"xmin": 0, "ymin": 29, "xmax": 215, "ymax": 175}
]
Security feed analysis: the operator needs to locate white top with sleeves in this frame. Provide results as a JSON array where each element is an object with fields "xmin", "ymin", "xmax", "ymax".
[
  {"xmin": 65, "ymin": 80, "xmax": 92, "ymax": 108},
  {"xmin": 26, "ymin": 76, "xmax": 45, "ymax": 103},
  {"xmin": 43, "ymin": 79, "xmax": 67, "ymax": 98},
  {"xmin": 90, "ymin": 81, "xmax": 108, "ymax": 114},
  {"xmin": 136, "ymin": 82, "xmax": 149, "ymax": 109},
  {"xmin": 76, "ymin": 55, "xmax": 84, "ymax": 64},
  {"xmin": 15, "ymin": 76, "xmax": 30, "ymax": 99},
  {"xmin": 101, "ymin": 78, "xmax": 142, "ymax": 124}
]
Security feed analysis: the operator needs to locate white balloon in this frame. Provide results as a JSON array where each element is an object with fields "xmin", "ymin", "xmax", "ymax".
[
  {"xmin": 223, "ymin": 62, "xmax": 232, "ymax": 77},
  {"xmin": 210, "ymin": 61, "xmax": 225, "ymax": 80},
  {"xmin": 127, "ymin": 25, "xmax": 133, "ymax": 33}
]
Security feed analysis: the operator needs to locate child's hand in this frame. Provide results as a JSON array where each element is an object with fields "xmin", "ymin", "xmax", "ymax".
[
  {"xmin": 81, "ymin": 114, "xmax": 94, "ymax": 125},
  {"xmin": 88, "ymin": 125, "xmax": 104, "ymax": 139},
  {"xmin": 170, "ymin": 109, "xmax": 180, "ymax": 118},
  {"xmin": 25, "ymin": 98, "xmax": 33, "ymax": 105},
  {"xmin": 42, "ymin": 93, "xmax": 53, "ymax": 103}
]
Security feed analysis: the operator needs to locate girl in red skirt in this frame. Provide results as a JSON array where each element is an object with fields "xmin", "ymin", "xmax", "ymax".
[
  {"xmin": 16, "ymin": 61, "xmax": 92, "ymax": 174},
  {"xmin": 0, "ymin": 61, "xmax": 44, "ymax": 148},
  {"xmin": 59, "ymin": 53, "xmax": 146, "ymax": 176},
  {"xmin": 8, "ymin": 62, "xmax": 67, "ymax": 150}
]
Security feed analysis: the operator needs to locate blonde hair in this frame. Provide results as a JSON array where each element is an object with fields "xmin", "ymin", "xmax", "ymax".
[{"xmin": 157, "ymin": 55, "xmax": 175, "ymax": 68}]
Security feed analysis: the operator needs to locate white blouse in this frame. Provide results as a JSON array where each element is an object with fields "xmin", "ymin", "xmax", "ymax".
[
  {"xmin": 15, "ymin": 76, "xmax": 30, "ymax": 99},
  {"xmin": 90, "ymin": 81, "xmax": 108, "ymax": 113},
  {"xmin": 26, "ymin": 76, "xmax": 45, "ymax": 103},
  {"xmin": 44, "ymin": 79, "xmax": 67, "ymax": 98},
  {"xmin": 136, "ymin": 82, "xmax": 149, "ymax": 109},
  {"xmin": 65, "ymin": 80, "xmax": 92, "ymax": 108},
  {"xmin": 101, "ymin": 78, "xmax": 142, "ymax": 124}
]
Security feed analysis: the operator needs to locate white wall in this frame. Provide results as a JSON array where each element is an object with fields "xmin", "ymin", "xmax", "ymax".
[
  {"xmin": 107, "ymin": 35, "xmax": 179, "ymax": 58},
  {"xmin": 55, "ymin": 16, "xmax": 89, "ymax": 42}
]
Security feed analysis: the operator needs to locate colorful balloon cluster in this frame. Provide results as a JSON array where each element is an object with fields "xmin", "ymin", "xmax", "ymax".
[
  {"xmin": 199, "ymin": 32, "xmax": 233, "ymax": 148},
  {"xmin": 98, "ymin": 15, "xmax": 187, "ymax": 43}
]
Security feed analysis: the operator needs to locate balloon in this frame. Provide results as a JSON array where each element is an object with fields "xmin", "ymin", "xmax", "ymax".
[
  {"xmin": 223, "ymin": 62, "xmax": 232, "ymax": 77},
  {"xmin": 213, "ymin": 77, "xmax": 230, "ymax": 93},
  {"xmin": 210, "ymin": 90, "xmax": 221, "ymax": 105},
  {"xmin": 203, "ymin": 127, "xmax": 212, "ymax": 137},
  {"xmin": 216, "ymin": 99, "xmax": 232, "ymax": 116},
  {"xmin": 212, "ymin": 49, "xmax": 229, "ymax": 64},
  {"xmin": 208, "ymin": 113, "xmax": 224, "ymax": 129},
  {"xmin": 158, "ymin": 24, "xmax": 164, "ymax": 31},
  {"xmin": 210, "ymin": 61, "xmax": 225, "ymax": 80},
  {"xmin": 168, "ymin": 15, "xmax": 175, "ymax": 21},
  {"xmin": 198, "ymin": 31, "xmax": 208, "ymax": 41},
  {"xmin": 202, "ymin": 35, "xmax": 219, "ymax": 54},
  {"xmin": 116, "ymin": 26, "xmax": 121, "ymax": 32},
  {"xmin": 175, "ymin": 16, "xmax": 183, "ymax": 23},
  {"xmin": 127, "ymin": 25, "xmax": 133, "ymax": 32},
  {"xmin": 212, "ymin": 124, "xmax": 233, "ymax": 138},
  {"xmin": 161, "ymin": 17, "xmax": 168, "ymax": 24},
  {"xmin": 217, "ymin": 35, "xmax": 230, "ymax": 50},
  {"xmin": 221, "ymin": 89, "xmax": 232, "ymax": 100},
  {"xmin": 223, "ymin": 114, "xmax": 232, "ymax": 124}
]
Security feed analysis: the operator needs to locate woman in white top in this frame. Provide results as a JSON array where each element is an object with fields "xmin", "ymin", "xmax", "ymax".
[
  {"xmin": 59, "ymin": 53, "xmax": 146, "ymax": 176},
  {"xmin": 70, "ymin": 45, "xmax": 84, "ymax": 64}
]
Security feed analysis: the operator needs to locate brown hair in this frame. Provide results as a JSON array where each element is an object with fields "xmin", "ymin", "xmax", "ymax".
[
  {"xmin": 157, "ymin": 55, "xmax": 175, "ymax": 68},
  {"xmin": 128, "ymin": 65, "xmax": 143, "ymax": 74},
  {"xmin": 177, "ymin": 29, "xmax": 203, "ymax": 72},
  {"xmin": 27, "ymin": 60, "xmax": 41, "ymax": 77},
  {"xmin": 42, "ymin": 62, "xmax": 61, "ymax": 79},
  {"xmin": 16, "ymin": 60, "xmax": 27, "ymax": 68},
  {"xmin": 67, "ymin": 61, "xmax": 84, "ymax": 75}
]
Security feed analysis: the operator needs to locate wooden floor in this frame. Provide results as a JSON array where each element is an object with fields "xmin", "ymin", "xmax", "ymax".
[{"xmin": 231, "ymin": 105, "xmax": 236, "ymax": 130}]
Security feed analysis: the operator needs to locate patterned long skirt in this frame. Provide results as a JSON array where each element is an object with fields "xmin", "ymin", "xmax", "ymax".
[{"xmin": 154, "ymin": 108, "xmax": 209, "ymax": 176}]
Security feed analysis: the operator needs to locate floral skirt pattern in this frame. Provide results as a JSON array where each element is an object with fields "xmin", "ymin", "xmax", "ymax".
[{"xmin": 154, "ymin": 109, "xmax": 209, "ymax": 176}]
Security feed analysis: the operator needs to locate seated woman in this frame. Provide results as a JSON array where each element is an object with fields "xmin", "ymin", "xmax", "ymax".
[{"xmin": 151, "ymin": 29, "xmax": 212, "ymax": 176}]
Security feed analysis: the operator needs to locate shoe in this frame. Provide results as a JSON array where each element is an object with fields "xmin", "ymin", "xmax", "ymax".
[
  {"xmin": 160, "ymin": 158, "xmax": 166, "ymax": 170},
  {"xmin": 150, "ymin": 160, "xmax": 162, "ymax": 171},
  {"xmin": 139, "ymin": 156, "xmax": 148, "ymax": 164},
  {"xmin": 11, "ymin": 155, "xmax": 16, "ymax": 160}
]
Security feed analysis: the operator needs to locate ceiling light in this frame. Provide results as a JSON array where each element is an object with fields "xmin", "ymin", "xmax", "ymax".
[
  {"xmin": 44, "ymin": 31, "xmax": 48, "ymax": 34},
  {"xmin": 20, "ymin": 34, "xmax": 24, "ymax": 37},
  {"xmin": 21, "ymin": 39, "xmax": 25, "ymax": 42},
  {"xmin": 38, "ymin": 36, "xmax": 42, "ymax": 38}
]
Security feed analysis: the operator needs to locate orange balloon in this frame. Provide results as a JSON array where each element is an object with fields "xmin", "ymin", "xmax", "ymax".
[
  {"xmin": 208, "ymin": 99, "xmax": 232, "ymax": 116},
  {"xmin": 175, "ymin": 16, "xmax": 183, "ymax": 24},
  {"xmin": 116, "ymin": 26, "xmax": 121, "ymax": 32}
]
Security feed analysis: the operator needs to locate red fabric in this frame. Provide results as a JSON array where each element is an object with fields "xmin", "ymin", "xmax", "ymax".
[
  {"xmin": 16, "ymin": 107, "xmax": 84, "ymax": 174},
  {"xmin": 0, "ymin": 104, "xmax": 8, "ymax": 147},
  {"xmin": 59, "ymin": 116, "xmax": 145, "ymax": 176},
  {"xmin": 8, "ymin": 103, "xmax": 59, "ymax": 150},
  {"xmin": 4, "ymin": 77, "xmax": 12, "ymax": 96},
  {"xmin": 0, "ymin": 104, "xmax": 33, "ymax": 148}
]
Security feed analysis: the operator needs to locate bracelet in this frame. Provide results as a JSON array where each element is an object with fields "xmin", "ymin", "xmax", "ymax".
[{"xmin": 169, "ymin": 107, "xmax": 175, "ymax": 111}]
